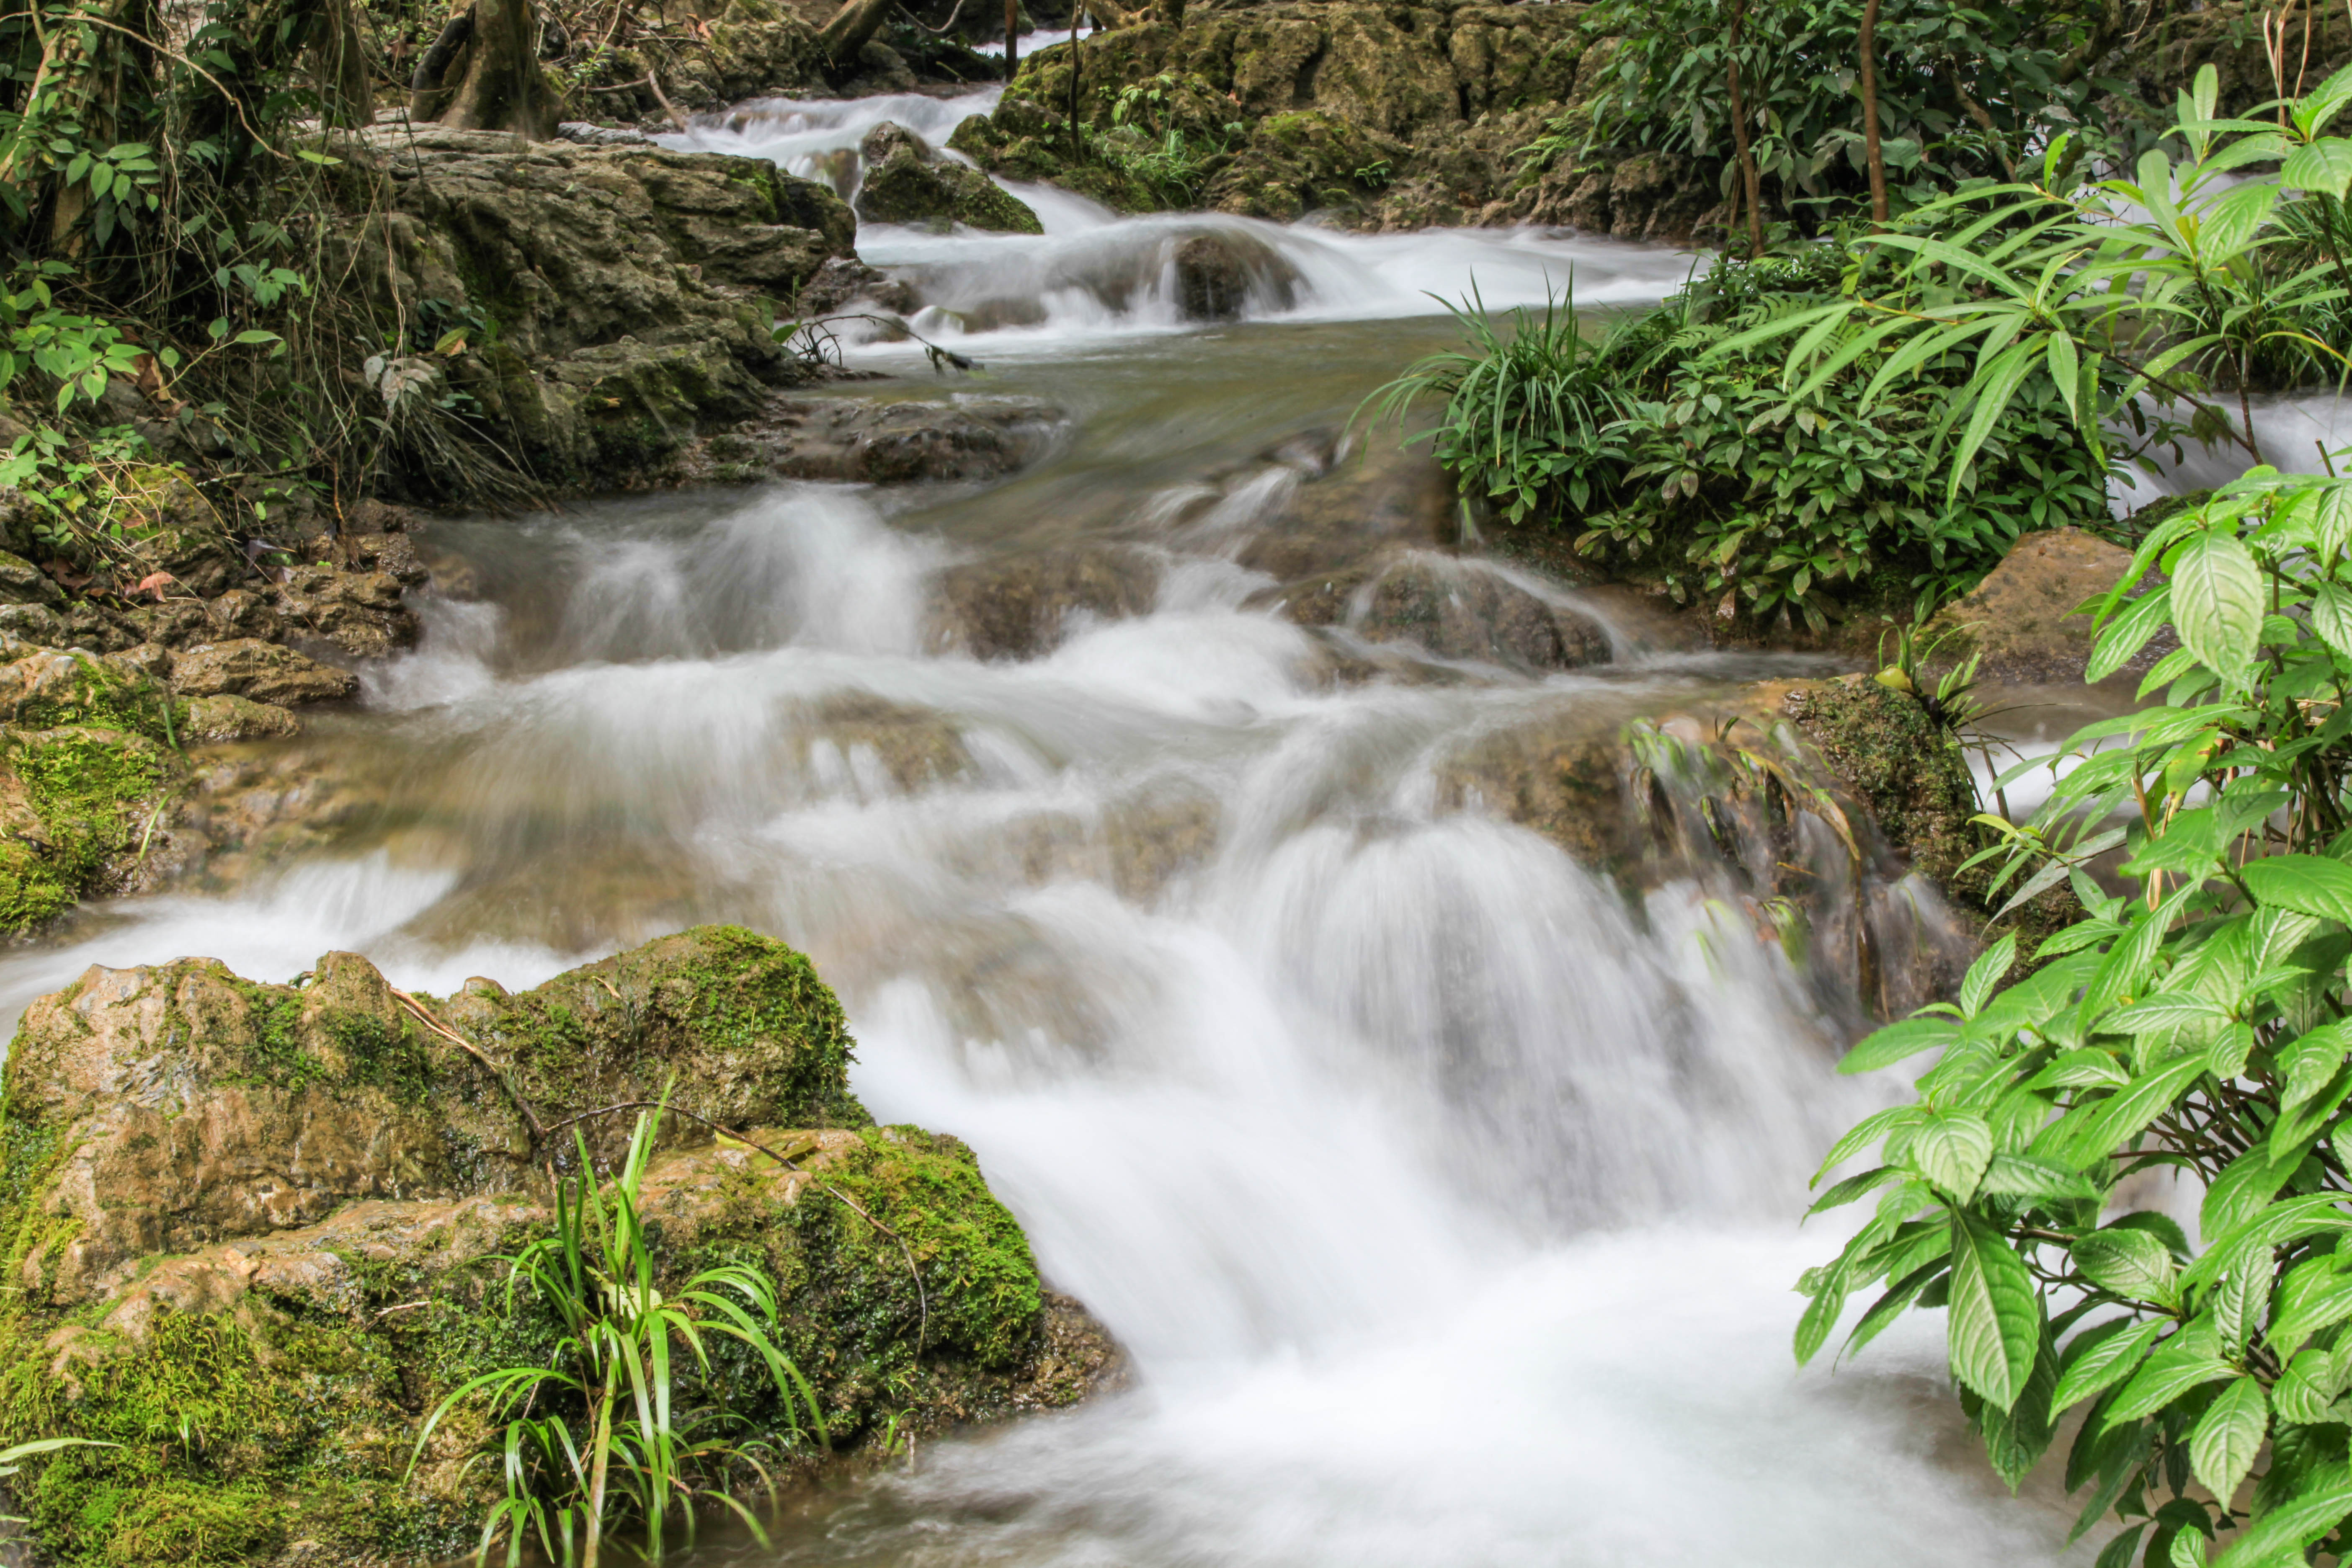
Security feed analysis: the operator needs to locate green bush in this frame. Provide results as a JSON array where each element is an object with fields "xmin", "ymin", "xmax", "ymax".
[
  {"xmin": 1374, "ymin": 245, "xmax": 2112, "ymax": 628},
  {"xmin": 1799, "ymin": 459, "xmax": 2352, "ymax": 1564}
]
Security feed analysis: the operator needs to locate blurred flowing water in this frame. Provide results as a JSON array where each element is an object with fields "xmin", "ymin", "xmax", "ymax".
[{"xmin": 0, "ymin": 97, "xmax": 2099, "ymax": 1567}]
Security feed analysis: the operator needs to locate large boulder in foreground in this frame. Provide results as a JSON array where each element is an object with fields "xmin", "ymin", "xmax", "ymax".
[{"xmin": 0, "ymin": 926, "xmax": 1116, "ymax": 1567}]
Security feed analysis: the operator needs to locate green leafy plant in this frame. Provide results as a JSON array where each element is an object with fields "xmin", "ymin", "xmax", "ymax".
[
  {"xmin": 1371, "ymin": 248, "xmax": 2112, "ymax": 628},
  {"xmin": 1525, "ymin": 0, "xmax": 2105, "ymax": 230},
  {"xmin": 1798, "ymin": 459, "xmax": 2352, "ymax": 1563},
  {"xmin": 411, "ymin": 1099, "xmax": 825, "ymax": 1568},
  {"xmin": 1726, "ymin": 63, "xmax": 2352, "ymax": 505}
]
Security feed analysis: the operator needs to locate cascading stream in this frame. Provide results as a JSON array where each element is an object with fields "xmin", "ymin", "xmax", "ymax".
[{"xmin": 0, "ymin": 103, "xmax": 2098, "ymax": 1566}]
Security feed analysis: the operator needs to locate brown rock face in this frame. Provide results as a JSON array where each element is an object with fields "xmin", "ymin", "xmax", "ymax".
[
  {"xmin": 169, "ymin": 638, "xmax": 358, "ymax": 707},
  {"xmin": 0, "ymin": 928, "xmax": 1119, "ymax": 1565},
  {"xmin": 740, "ymin": 394, "xmax": 1063, "ymax": 484},
  {"xmin": 1931, "ymin": 526, "xmax": 2167, "ymax": 686},
  {"xmin": 930, "ymin": 542, "xmax": 1163, "ymax": 659},
  {"xmin": 1349, "ymin": 554, "xmax": 1612, "ymax": 671},
  {"xmin": 1172, "ymin": 231, "xmax": 1300, "ymax": 319}
]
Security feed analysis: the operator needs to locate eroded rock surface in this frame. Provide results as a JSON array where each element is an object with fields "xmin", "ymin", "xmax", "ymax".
[
  {"xmin": 1929, "ymin": 524, "xmax": 2172, "ymax": 686},
  {"xmin": 855, "ymin": 121, "xmax": 1043, "ymax": 233},
  {"xmin": 929, "ymin": 542, "xmax": 1162, "ymax": 659},
  {"xmin": 0, "ymin": 927, "xmax": 1119, "ymax": 1566},
  {"xmin": 727, "ymin": 393, "xmax": 1063, "ymax": 484}
]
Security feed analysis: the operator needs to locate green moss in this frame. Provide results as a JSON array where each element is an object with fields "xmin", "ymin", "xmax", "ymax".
[
  {"xmin": 0, "ymin": 720, "xmax": 175, "ymax": 936},
  {"xmin": 791, "ymin": 1127, "xmax": 1043, "ymax": 1375}
]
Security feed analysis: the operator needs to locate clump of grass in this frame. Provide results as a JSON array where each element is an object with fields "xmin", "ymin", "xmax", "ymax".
[{"xmin": 411, "ymin": 1093, "xmax": 825, "ymax": 1568}]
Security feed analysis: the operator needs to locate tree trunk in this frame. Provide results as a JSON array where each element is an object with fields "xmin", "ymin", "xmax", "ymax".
[
  {"xmin": 1066, "ymin": 5, "xmax": 1081, "ymax": 152},
  {"xmin": 819, "ymin": 0, "xmax": 899, "ymax": 72},
  {"xmin": 408, "ymin": 6, "xmax": 472, "ymax": 121},
  {"xmin": 1725, "ymin": 0, "xmax": 1763, "ymax": 258},
  {"xmin": 1859, "ymin": 0, "xmax": 1888, "ymax": 223},
  {"xmin": 1003, "ymin": 0, "xmax": 1019, "ymax": 72},
  {"xmin": 314, "ymin": 0, "xmax": 372, "ymax": 129},
  {"xmin": 420, "ymin": 0, "xmax": 557, "ymax": 137}
]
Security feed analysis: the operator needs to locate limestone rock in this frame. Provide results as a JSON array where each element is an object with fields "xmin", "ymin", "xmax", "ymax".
[
  {"xmin": 1172, "ymin": 229, "xmax": 1300, "ymax": 319},
  {"xmin": 740, "ymin": 393, "xmax": 1062, "ymax": 484},
  {"xmin": 170, "ymin": 638, "xmax": 358, "ymax": 707},
  {"xmin": 1343, "ymin": 553, "xmax": 1612, "ymax": 671},
  {"xmin": 855, "ymin": 121, "xmax": 1043, "ymax": 233},
  {"xmin": 0, "ymin": 929, "xmax": 1118, "ymax": 1565},
  {"xmin": 180, "ymin": 693, "xmax": 303, "ymax": 745},
  {"xmin": 351, "ymin": 126, "xmax": 858, "ymax": 495},
  {"xmin": 930, "ymin": 541, "xmax": 1161, "ymax": 659},
  {"xmin": 1929, "ymin": 525, "xmax": 2169, "ymax": 686},
  {"xmin": 0, "ymin": 548, "xmax": 61, "ymax": 603}
]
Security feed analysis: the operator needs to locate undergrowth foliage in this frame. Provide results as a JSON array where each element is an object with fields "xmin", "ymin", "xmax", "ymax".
[
  {"xmin": 1372, "ymin": 249, "xmax": 2112, "ymax": 629},
  {"xmin": 412, "ymin": 1101, "xmax": 824, "ymax": 1568},
  {"xmin": 1801, "ymin": 464, "xmax": 2352, "ymax": 1565}
]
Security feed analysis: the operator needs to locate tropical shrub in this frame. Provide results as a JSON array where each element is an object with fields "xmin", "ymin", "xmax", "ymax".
[
  {"xmin": 1526, "ymin": 0, "xmax": 2110, "ymax": 230},
  {"xmin": 1798, "ymin": 461, "xmax": 2352, "ymax": 1565},
  {"xmin": 413, "ymin": 1102, "xmax": 824, "ymax": 1568},
  {"xmin": 1373, "ymin": 246, "xmax": 2114, "ymax": 628}
]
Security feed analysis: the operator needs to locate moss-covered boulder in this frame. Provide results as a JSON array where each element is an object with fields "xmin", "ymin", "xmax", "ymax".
[
  {"xmin": 0, "ymin": 648, "xmax": 193, "ymax": 937},
  {"xmin": 0, "ymin": 926, "xmax": 1115, "ymax": 1566},
  {"xmin": 854, "ymin": 122, "xmax": 1043, "ymax": 233}
]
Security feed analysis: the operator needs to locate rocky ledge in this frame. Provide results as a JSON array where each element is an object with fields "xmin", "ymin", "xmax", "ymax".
[{"xmin": 0, "ymin": 925, "xmax": 1117, "ymax": 1566}]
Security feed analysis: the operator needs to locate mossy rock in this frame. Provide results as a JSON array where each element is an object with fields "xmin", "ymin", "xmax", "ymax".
[
  {"xmin": 854, "ymin": 124, "xmax": 1044, "ymax": 234},
  {"xmin": 0, "ymin": 928, "xmax": 1117, "ymax": 1567}
]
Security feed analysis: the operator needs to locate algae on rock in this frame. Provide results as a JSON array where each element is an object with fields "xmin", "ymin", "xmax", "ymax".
[{"xmin": 0, "ymin": 925, "xmax": 1117, "ymax": 1566}]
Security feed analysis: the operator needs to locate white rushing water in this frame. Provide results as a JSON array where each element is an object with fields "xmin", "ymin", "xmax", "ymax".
[{"xmin": 0, "ymin": 102, "xmax": 2104, "ymax": 1567}]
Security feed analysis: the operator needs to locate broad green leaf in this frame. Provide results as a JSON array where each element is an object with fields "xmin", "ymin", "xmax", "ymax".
[
  {"xmin": 2052, "ymin": 1315, "xmax": 2166, "ymax": 1411},
  {"xmin": 2169, "ymin": 1524, "xmax": 2208, "ymax": 1568},
  {"xmin": 2104, "ymin": 993, "xmax": 2234, "ymax": 1034},
  {"xmin": 2202, "ymin": 1155, "xmax": 2293, "ymax": 1248},
  {"xmin": 2072, "ymin": 1228, "xmax": 2179, "ymax": 1305},
  {"xmin": 2210, "ymin": 1473, "xmax": 2352, "ymax": 1567},
  {"xmin": 1962, "ymin": 934, "xmax": 2019, "ymax": 1017},
  {"xmin": 1948, "ymin": 1209, "xmax": 2043, "ymax": 1411},
  {"xmin": 1811, "ymin": 1104, "xmax": 1929, "ymax": 1185},
  {"xmin": 1978, "ymin": 1154, "xmax": 2099, "ymax": 1203},
  {"xmin": 2277, "ymin": 1021, "xmax": 2352, "ymax": 1109},
  {"xmin": 2170, "ymin": 529, "xmax": 2264, "ymax": 681},
  {"xmin": 2185, "ymin": 1193, "xmax": 2352, "ymax": 1288},
  {"xmin": 2107, "ymin": 1319, "xmax": 2232, "ymax": 1422},
  {"xmin": 2212, "ymin": 1239, "xmax": 2269, "ymax": 1355},
  {"xmin": 2093, "ymin": 1525, "xmax": 2148, "ymax": 1568},
  {"xmin": 2241, "ymin": 854, "xmax": 2352, "ymax": 925},
  {"xmin": 2022, "ymin": 1049, "xmax": 2131, "ymax": 1091},
  {"xmin": 2276, "ymin": 1346, "xmax": 2349, "ymax": 1420},
  {"xmin": 2313, "ymin": 582, "xmax": 2352, "ymax": 662},
  {"xmin": 2087, "ymin": 586, "xmax": 2174, "ymax": 683},
  {"xmin": 2268, "ymin": 1255, "xmax": 2352, "ymax": 1353},
  {"xmin": 1794, "ymin": 1260, "xmax": 1851, "ymax": 1367},
  {"xmin": 1979, "ymin": 1326, "xmax": 2061, "ymax": 1491},
  {"xmin": 1844, "ymin": 1257, "xmax": 1951, "ymax": 1361},
  {"xmin": 2320, "ymin": 481, "xmax": 2352, "ymax": 561},
  {"xmin": 2044, "ymin": 1054, "xmax": 2208, "ymax": 1168},
  {"xmin": 1838, "ymin": 1016, "xmax": 1960, "ymax": 1075},
  {"xmin": 2283, "ymin": 136, "xmax": 2352, "ymax": 198},
  {"xmin": 1807, "ymin": 1164, "xmax": 1905, "ymax": 1216},
  {"xmin": 1906, "ymin": 1112, "xmax": 1994, "ymax": 1199}
]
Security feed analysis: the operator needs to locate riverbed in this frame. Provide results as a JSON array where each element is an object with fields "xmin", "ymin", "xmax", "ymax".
[{"xmin": 0, "ymin": 89, "xmax": 2101, "ymax": 1567}]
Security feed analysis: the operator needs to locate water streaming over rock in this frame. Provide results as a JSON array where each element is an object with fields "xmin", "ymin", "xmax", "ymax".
[{"xmin": 0, "ymin": 102, "xmax": 2097, "ymax": 1566}]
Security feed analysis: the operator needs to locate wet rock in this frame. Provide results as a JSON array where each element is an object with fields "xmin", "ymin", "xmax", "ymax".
[
  {"xmin": 351, "ymin": 126, "xmax": 856, "ymax": 497},
  {"xmin": 271, "ymin": 560, "xmax": 419, "ymax": 659},
  {"xmin": 0, "ymin": 548, "xmax": 61, "ymax": 603},
  {"xmin": 170, "ymin": 638, "xmax": 358, "ymax": 707},
  {"xmin": 0, "ymin": 601, "xmax": 68, "ymax": 646},
  {"xmin": 0, "ymin": 929, "xmax": 1117, "ymax": 1563},
  {"xmin": 180, "ymin": 693, "xmax": 303, "ymax": 745},
  {"xmin": 743, "ymin": 394, "xmax": 1062, "ymax": 484},
  {"xmin": 1173, "ymin": 230, "xmax": 1300, "ymax": 319},
  {"xmin": 794, "ymin": 254, "xmax": 923, "ymax": 318},
  {"xmin": 930, "ymin": 542, "xmax": 1162, "ymax": 659},
  {"xmin": 804, "ymin": 691, "xmax": 972, "ymax": 791},
  {"xmin": 1928, "ymin": 524, "xmax": 2171, "ymax": 686},
  {"xmin": 854, "ymin": 120, "xmax": 1043, "ymax": 234},
  {"xmin": 1330, "ymin": 552, "xmax": 1611, "ymax": 671}
]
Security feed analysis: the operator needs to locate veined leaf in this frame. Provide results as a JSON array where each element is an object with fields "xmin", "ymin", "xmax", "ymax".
[
  {"xmin": 1979, "ymin": 1154, "xmax": 2099, "ymax": 1203},
  {"xmin": 2210, "ymin": 1473, "xmax": 2352, "ymax": 1567},
  {"xmin": 2189, "ymin": 1377, "xmax": 2267, "ymax": 1506},
  {"xmin": 1961, "ymin": 935, "xmax": 2019, "ymax": 1018},
  {"xmin": 2267, "ymin": 1255, "xmax": 2352, "ymax": 1354},
  {"xmin": 2200, "ymin": 1153, "xmax": 2293, "ymax": 1248},
  {"xmin": 2107, "ymin": 1320, "xmax": 2231, "ymax": 1423},
  {"xmin": 2022, "ymin": 1048, "xmax": 2133, "ymax": 1092},
  {"xmin": 2071, "ymin": 1227, "xmax": 2179, "ymax": 1305},
  {"xmin": 2045, "ymin": 1053, "xmax": 2208, "ymax": 1168},
  {"xmin": 1838, "ymin": 1016, "xmax": 1960, "ymax": 1075},
  {"xmin": 2273, "ymin": 1346, "xmax": 2347, "ymax": 1421},
  {"xmin": 2170, "ymin": 529, "xmax": 2264, "ymax": 681},
  {"xmin": 2283, "ymin": 137, "xmax": 2352, "ymax": 198},
  {"xmin": 2184, "ymin": 1193, "xmax": 2352, "ymax": 1289},
  {"xmin": 2104, "ymin": 993, "xmax": 2234, "ymax": 1034},
  {"xmin": 1906, "ymin": 1111, "xmax": 1994, "ymax": 1199},
  {"xmin": 1810, "ymin": 1104, "xmax": 1929, "ymax": 1186},
  {"xmin": 2052, "ymin": 1316, "xmax": 2166, "ymax": 1412},
  {"xmin": 2087, "ymin": 586, "xmax": 2175, "ymax": 683},
  {"xmin": 2277, "ymin": 1020, "xmax": 2352, "ymax": 1109},
  {"xmin": 1948, "ymin": 1209, "xmax": 2043, "ymax": 1412},
  {"xmin": 2241, "ymin": 855, "xmax": 2352, "ymax": 925}
]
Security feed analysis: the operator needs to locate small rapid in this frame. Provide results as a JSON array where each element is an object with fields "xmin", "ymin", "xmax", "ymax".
[{"xmin": 0, "ymin": 96, "xmax": 2099, "ymax": 1568}]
